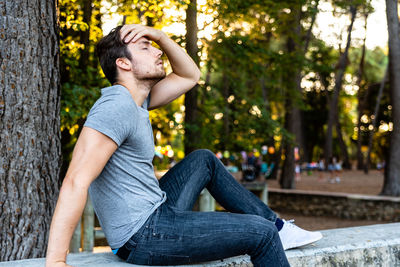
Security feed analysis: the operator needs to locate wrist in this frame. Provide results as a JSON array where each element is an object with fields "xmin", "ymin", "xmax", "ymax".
[
  {"xmin": 156, "ymin": 31, "xmax": 169, "ymax": 45},
  {"xmin": 46, "ymin": 251, "xmax": 67, "ymax": 265}
]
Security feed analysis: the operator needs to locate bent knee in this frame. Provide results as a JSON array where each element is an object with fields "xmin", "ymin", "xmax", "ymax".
[
  {"xmin": 189, "ymin": 149, "xmax": 216, "ymax": 161},
  {"xmin": 246, "ymin": 215, "xmax": 278, "ymax": 235}
]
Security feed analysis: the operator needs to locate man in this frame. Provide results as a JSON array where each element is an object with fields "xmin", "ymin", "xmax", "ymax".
[{"xmin": 46, "ymin": 24, "xmax": 322, "ymax": 267}]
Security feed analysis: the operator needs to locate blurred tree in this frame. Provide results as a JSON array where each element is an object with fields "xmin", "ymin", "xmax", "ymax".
[
  {"xmin": 302, "ymin": 38, "xmax": 336, "ymax": 161},
  {"xmin": 348, "ymin": 44, "xmax": 387, "ymax": 166},
  {"xmin": 280, "ymin": 2, "xmax": 302, "ymax": 189},
  {"xmin": 281, "ymin": 0, "xmax": 321, "ymax": 188},
  {"xmin": 324, "ymin": 3, "xmax": 357, "ymax": 170},
  {"xmin": 184, "ymin": 0, "xmax": 201, "ymax": 154},
  {"xmin": 364, "ymin": 66, "xmax": 388, "ymax": 173},
  {"xmin": 116, "ymin": 0, "xmax": 167, "ymax": 26},
  {"xmin": 355, "ymin": 6, "xmax": 369, "ymax": 170},
  {"xmin": 0, "ymin": 0, "xmax": 60, "ymax": 260},
  {"xmin": 381, "ymin": 0, "xmax": 400, "ymax": 196}
]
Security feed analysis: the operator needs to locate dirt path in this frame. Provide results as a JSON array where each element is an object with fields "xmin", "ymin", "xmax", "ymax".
[{"xmin": 266, "ymin": 169, "xmax": 385, "ymax": 195}]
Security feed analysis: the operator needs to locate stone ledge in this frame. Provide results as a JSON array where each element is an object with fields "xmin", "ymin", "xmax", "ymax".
[
  {"xmin": 268, "ymin": 189, "xmax": 400, "ymax": 221},
  {"xmin": 286, "ymin": 222, "xmax": 400, "ymax": 266},
  {"xmin": 0, "ymin": 253, "xmax": 251, "ymax": 267},
  {"xmin": 268, "ymin": 188, "xmax": 400, "ymax": 202},
  {"xmin": 1, "ymin": 223, "xmax": 399, "ymax": 266}
]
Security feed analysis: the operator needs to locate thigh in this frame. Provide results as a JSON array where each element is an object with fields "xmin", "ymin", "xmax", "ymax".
[
  {"xmin": 128, "ymin": 204, "xmax": 282, "ymax": 266},
  {"xmin": 158, "ymin": 150, "xmax": 211, "ymax": 211}
]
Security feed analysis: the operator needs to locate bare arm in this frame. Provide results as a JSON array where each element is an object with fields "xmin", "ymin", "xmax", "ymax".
[
  {"xmin": 120, "ymin": 25, "xmax": 201, "ymax": 109},
  {"xmin": 46, "ymin": 127, "xmax": 118, "ymax": 267}
]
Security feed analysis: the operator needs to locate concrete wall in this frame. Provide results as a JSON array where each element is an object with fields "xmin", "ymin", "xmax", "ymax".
[
  {"xmin": 268, "ymin": 188, "xmax": 400, "ymax": 221},
  {"xmin": 1, "ymin": 223, "xmax": 399, "ymax": 267}
]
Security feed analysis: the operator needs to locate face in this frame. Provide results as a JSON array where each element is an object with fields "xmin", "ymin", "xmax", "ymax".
[{"xmin": 126, "ymin": 37, "xmax": 166, "ymax": 81}]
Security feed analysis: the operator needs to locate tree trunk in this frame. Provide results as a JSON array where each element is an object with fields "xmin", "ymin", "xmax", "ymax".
[
  {"xmin": 184, "ymin": 0, "xmax": 200, "ymax": 154},
  {"xmin": 79, "ymin": 0, "xmax": 93, "ymax": 71},
  {"xmin": 356, "ymin": 12, "xmax": 369, "ymax": 170},
  {"xmin": 335, "ymin": 115, "xmax": 351, "ymax": 169},
  {"xmin": 281, "ymin": 122, "xmax": 295, "ymax": 187},
  {"xmin": 365, "ymin": 66, "xmax": 388, "ymax": 174},
  {"xmin": 0, "ymin": 0, "xmax": 61, "ymax": 260},
  {"xmin": 280, "ymin": 5, "xmax": 302, "ymax": 189},
  {"xmin": 270, "ymin": 143, "xmax": 282, "ymax": 180},
  {"xmin": 222, "ymin": 73, "xmax": 230, "ymax": 151},
  {"xmin": 280, "ymin": 3, "xmax": 306, "ymax": 189},
  {"xmin": 381, "ymin": 0, "xmax": 400, "ymax": 196},
  {"xmin": 324, "ymin": 5, "xmax": 356, "ymax": 166},
  {"xmin": 296, "ymin": 0, "xmax": 319, "ymax": 163},
  {"xmin": 280, "ymin": 106, "xmax": 296, "ymax": 189},
  {"xmin": 303, "ymin": 0, "xmax": 319, "ymax": 55}
]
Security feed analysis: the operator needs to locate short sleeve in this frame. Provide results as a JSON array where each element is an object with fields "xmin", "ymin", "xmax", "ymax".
[{"xmin": 84, "ymin": 95, "xmax": 136, "ymax": 146}]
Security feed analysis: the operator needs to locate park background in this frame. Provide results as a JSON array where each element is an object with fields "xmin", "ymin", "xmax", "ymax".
[{"xmin": 1, "ymin": 0, "xmax": 400, "ymax": 262}]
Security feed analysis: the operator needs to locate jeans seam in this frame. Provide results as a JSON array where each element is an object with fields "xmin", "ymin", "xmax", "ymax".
[{"xmin": 270, "ymin": 235, "xmax": 288, "ymax": 266}]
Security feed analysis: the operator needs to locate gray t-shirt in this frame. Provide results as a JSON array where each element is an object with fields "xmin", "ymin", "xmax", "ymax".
[{"xmin": 84, "ymin": 85, "xmax": 166, "ymax": 249}]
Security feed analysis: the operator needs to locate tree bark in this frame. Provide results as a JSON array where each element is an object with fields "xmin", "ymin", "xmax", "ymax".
[
  {"xmin": 381, "ymin": 0, "xmax": 400, "ymax": 196},
  {"xmin": 324, "ymin": 5, "xmax": 356, "ymax": 167},
  {"xmin": 0, "ymin": 0, "xmax": 61, "ymax": 260},
  {"xmin": 184, "ymin": 0, "xmax": 200, "ymax": 154}
]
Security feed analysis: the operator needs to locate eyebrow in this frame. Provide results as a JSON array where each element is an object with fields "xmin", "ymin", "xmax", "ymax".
[{"xmin": 139, "ymin": 40, "xmax": 152, "ymax": 46}]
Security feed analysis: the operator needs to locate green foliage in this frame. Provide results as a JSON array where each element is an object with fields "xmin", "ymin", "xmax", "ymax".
[
  {"xmin": 58, "ymin": 0, "xmax": 107, "ymax": 171},
  {"xmin": 198, "ymin": 31, "xmax": 287, "ymax": 152},
  {"xmin": 57, "ymin": 0, "xmax": 389, "ymax": 169}
]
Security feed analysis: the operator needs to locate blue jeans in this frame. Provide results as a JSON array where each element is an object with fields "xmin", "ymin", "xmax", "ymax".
[{"xmin": 119, "ymin": 149, "xmax": 289, "ymax": 266}]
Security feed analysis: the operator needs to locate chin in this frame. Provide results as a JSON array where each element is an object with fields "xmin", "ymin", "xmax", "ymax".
[
  {"xmin": 144, "ymin": 73, "xmax": 166, "ymax": 84},
  {"xmin": 151, "ymin": 71, "xmax": 166, "ymax": 80}
]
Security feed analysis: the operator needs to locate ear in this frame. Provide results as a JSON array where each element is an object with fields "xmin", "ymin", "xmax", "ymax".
[{"xmin": 115, "ymin": 58, "xmax": 132, "ymax": 71}]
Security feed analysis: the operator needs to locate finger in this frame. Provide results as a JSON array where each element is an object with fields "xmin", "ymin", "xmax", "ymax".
[
  {"xmin": 120, "ymin": 25, "xmax": 139, "ymax": 41},
  {"xmin": 119, "ymin": 25, "xmax": 132, "ymax": 39},
  {"xmin": 123, "ymin": 29, "xmax": 141, "ymax": 43},
  {"xmin": 131, "ymin": 29, "xmax": 147, "ymax": 43}
]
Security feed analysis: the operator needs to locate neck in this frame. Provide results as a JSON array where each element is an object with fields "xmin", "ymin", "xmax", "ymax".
[{"xmin": 114, "ymin": 79, "xmax": 157, "ymax": 107}]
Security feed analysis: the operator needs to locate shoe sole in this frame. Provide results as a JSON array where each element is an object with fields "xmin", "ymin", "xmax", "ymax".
[{"xmin": 284, "ymin": 233, "xmax": 323, "ymax": 250}]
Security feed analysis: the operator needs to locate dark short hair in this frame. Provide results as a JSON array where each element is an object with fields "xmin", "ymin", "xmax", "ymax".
[{"xmin": 96, "ymin": 25, "xmax": 132, "ymax": 84}]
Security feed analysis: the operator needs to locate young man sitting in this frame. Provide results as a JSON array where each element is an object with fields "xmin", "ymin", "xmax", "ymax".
[{"xmin": 46, "ymin": 24, "xmax": 322, "ymax": 267}]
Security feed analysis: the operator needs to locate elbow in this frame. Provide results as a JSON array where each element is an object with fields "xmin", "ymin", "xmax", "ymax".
[{"xmin": 61, "ymin": 175, "xmax": 90, "ymax": 193}]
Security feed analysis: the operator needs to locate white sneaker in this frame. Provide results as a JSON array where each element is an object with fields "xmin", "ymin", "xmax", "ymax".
[{"xmin": 278, "ymin": 219, "xmax": 323, "ymax": 250}]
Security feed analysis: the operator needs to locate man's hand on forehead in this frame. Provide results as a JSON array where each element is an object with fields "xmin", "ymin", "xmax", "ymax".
[{"xmin": 120, "ymin": 24, "xmax": 164, "ymax": 44}]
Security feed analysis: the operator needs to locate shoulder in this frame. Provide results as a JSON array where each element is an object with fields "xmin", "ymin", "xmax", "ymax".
[
  {"xmin": 90, "ymin": 86, "xmax": 136, "ymax": 115},
  {"xmin": 84, "ymin": 86, "xmax": 138, "ymax": 146}
]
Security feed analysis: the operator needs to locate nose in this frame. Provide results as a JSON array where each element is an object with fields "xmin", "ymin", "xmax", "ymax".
[{"xmin": 154, "ymin": 47, "xmax": 163, "ymax": 58}]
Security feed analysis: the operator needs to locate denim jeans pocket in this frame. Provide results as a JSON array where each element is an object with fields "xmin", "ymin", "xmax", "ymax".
[
  {"xmin": 124, "ymin": 238, "xmax": 138, "ymax": 263},
  {"xmin": 150, "ymin": 252, "xmax": 191, "ymax": 265}
]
